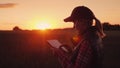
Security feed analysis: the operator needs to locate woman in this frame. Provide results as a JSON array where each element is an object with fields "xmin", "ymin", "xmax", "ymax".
[{"xmin": 52, "ymin": 6, "xmax": 105, "ymax": 68}]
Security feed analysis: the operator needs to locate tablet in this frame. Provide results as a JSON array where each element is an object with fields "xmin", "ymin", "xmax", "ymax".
[
  {"xmin": 47, "ymin": 40, "xmax": 62, "ymax": 48},
  {"xmin": 47, "ymin": 40, "xmax": 68, "ymax": 52}
]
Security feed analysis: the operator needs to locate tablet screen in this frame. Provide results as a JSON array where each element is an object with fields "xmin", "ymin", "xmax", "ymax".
[{"xmin": 47, "ymin": 40, "xmax": 62, "ymax": 48}]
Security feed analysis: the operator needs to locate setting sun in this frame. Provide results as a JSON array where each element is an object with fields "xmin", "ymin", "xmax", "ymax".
[{"xmin": 36, "ymin": 21, "xmax": 51, "ymax": 30}]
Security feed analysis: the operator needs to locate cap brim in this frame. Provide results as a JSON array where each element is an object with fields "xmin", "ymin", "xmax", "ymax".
[{"xmin": 64, "ymin": 16, "xmax": 73, "ymax": 22}]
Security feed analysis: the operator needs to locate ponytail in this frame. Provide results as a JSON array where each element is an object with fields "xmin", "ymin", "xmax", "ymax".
[{"xmin": 94, "ymin": 17, "xmax": 106, "ymax": 38}]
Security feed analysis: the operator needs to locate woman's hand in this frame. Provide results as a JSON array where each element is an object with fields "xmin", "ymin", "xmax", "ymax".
[{"xmin": 59, "ymin": 44, "xmax": 73, "ymax": 54}]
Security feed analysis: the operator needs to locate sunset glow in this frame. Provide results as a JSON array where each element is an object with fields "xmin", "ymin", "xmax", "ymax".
[
  {"xmin": 0, "ymin": 0, "xmax": 120, "ymax": 30},
  {"xmin": 36, "ymin": 21, "xmax": 51, "ymax": 30}
]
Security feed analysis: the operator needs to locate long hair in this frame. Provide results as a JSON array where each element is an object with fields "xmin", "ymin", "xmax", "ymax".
[
  {"xmin": 94, "ymin": 17, "xmax": 106, "ymax": 38},
  {"xmin": 76, "ymin": 6, "xmax": 106, "ymax": 38}
]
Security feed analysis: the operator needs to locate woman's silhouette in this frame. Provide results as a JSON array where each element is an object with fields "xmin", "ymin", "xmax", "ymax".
[{"xmin": 52, "ymin": 6, "xmax": 105, "ymax": 68}]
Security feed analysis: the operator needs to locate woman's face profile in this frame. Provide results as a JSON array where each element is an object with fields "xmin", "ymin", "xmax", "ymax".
[{"xmin": 73, "ymin": 19, "xmax": 87, "ymax": 30}]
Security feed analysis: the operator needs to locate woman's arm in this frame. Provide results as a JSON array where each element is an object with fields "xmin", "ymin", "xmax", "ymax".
[
  {"xmin": 74, "ymin": 41, "xmax": 93, "ymax": 68},
  {"xmin": 53, "ymin": 47, "xmax": 72, "ymax": 68}
]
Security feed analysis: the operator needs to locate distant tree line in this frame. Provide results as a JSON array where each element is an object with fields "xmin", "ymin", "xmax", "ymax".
[
  {"xmin": 12, "ymin": 22, "xmax": 120, "ymax": 31},
  {"xmin": 102, "ymin": 22, "xmax": 120, "ymax": 30},
  {"xmin": 13, "ymin": 26, "xmax": 22, "ymax": 31}
]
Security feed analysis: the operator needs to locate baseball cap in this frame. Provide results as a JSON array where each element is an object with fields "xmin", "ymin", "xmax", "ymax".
[{"xmin": 64, "ymin": 6, "xmax": 94, "ymax": 22}]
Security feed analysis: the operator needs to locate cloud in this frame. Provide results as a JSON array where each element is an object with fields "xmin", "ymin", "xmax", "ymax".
[{"xmin": 0, "ymin": 3, "xmax": 17, "ymax": 8}]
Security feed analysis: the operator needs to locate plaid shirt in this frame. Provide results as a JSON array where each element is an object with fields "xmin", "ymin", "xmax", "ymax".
[{"xmin": 54, "ymin": 29, "xmax": 103, "ymax": 68}]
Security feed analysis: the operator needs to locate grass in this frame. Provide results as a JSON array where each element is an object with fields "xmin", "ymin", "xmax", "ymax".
[{"xmin": 0, "ymin": 30, "xmax": 120, "ymax": 68}]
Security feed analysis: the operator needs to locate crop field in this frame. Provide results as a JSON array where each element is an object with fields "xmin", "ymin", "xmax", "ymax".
[{"xmin": 0, "ymin": 29, "xmax": 120, "ymax": 68}]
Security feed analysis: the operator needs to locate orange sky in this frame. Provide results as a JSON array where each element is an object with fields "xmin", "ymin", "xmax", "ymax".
[{"xmin": 0, "ymin": 0, "xmax": 120, "ymax": 30}]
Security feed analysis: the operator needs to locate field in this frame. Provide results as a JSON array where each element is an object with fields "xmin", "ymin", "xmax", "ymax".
[{"xmin": 0, "ymin": 29, "xmax": 120, "ymax": 68}]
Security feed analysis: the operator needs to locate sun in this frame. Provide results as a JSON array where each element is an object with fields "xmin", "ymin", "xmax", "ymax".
[{"xmin": 36, "ymin": 21, "xmax": 51, "ymax": 30}]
